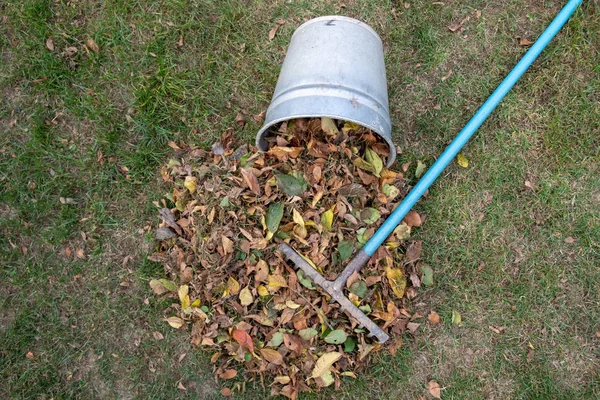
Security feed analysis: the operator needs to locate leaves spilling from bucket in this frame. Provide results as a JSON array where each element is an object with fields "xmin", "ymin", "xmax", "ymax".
[{"xmin": 149, "ymin": 118, "xmax": 435, "ymax": 398}]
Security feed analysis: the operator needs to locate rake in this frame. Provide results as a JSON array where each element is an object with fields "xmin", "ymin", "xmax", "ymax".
[{"xmin": 279, "ymin": 0, "xmax": 582, "ymax": 343}]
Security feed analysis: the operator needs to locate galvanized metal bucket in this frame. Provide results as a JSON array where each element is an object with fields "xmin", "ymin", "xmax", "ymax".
[{"xmin": 256, "ymin": 16, "xmax": 395, "ymax": 166}]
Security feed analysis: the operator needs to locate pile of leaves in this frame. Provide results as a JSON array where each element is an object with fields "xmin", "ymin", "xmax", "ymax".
[{"xmin": 149, "ymin": 118, "xmax": 432, "ymax": 398}]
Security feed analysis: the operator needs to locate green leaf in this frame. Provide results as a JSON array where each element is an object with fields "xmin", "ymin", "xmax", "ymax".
[
  {"xmin": 452, "ymin": 310, "xmax": 462, "ymax": 326},
  {"xmin": 359, "ymin": 304, "xmax": 371, "ymax": 314},
  {"xmin": 360, "ymin": 208, "xmax": 381, "ymax": 224},
  {"xmin": 365, "ymin": 148, "xmax": 383, "ymax": 177},
  {"xmin": 352, "ymin": 157, "xmax": 376, "ymax": 174},
  {"xmin": 344, "ymin": 337, "xmax": 356, "ymax": 353},
  {"xmin": 338, "ymin": 241, "xmax": 353, "ymax": 261},
  {"xmin": 297, "ymin": 270, "xmax": 315, "ymax": 289},
  {"xmin": 415, "ymin": 160, "xmax": 426, "ymax": 178},
  {"xmin": 393, "ymin": 222, "xmax": 411, "ymax": 240},
  {"xmin": 159, "ymin": 279, "xmax": 177, "ymax": 292},
  {"xmin": 420, "ymin": 264, "xmax": 434, "ymax": 286},
  {"xmin": 219, "ymin": 196, "xmax": 230, "ymax": 207},
  {"xmin": 382, "ymin": 184, "xmax": 400, "ymax": 200},
  {"xmin": 299, "ymin": 328, "xmax": 318, "ymax": 341},
  {"xmin": 266, "ymin": 202, "xmax": 284, "ymax": 233},
  {"xmin": 356, "ymin": 228, "xmax": 369, "ymax": 244},
  {"xmin": 324, "ymin": 329, "xmax": 348, "ymax": 344},
  {"xmin": 267, "ymin": 331, "xmax": 284, "ymax": 348},
  {"xmin": 276, "ymin": 173, "xmax": 307, "ymax": 196},
  {"xmin": 349, "ymin": 281, "xmax": 368, "ymax": 298}
]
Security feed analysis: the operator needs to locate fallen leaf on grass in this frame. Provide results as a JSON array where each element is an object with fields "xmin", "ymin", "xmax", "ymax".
[
  {"xmin": 447, "ymin": 21, "xmax": 462, "ymax": 32},
  {"xmin": 221, "ymin": 388, "xmax": 233, "ymax": 397},
  {"xmin": 451, "ymin": 310, "xmax": 462, "ymax": 326},
  {"xmin": 489, "ymin": 326, "xmax": 505, "ymax": 334},
  {"xmin": 519, "ymin": 38, "xmax": 534, "ymax": 46},
  {"xmin": 86, "ymin": 38, "xmax": 99, "ymax": 53},
  {"xmin": 457, "ymin": 153, "xmax": 469, "ymax": 168},
  {"xmin": 420, "ymin": 264, "xmax": 434, "ymax": 286},
  {"xmin": 415, "ymin": 160, "xmax": 426, "ymax": 178},
  {"xmin": 26, "ymin": 351, "xmax": 34, "ymax": 359},
  {"xmin": 165, "ymin": 316, "xmax": 185, "ymax": 329},
  {"xmin": 268, "ymin": 19, "xmax": 286, "ymax": 41},
  {"xmin": 219, "ymin": 369, "xmax": 238, "ymax": 380},
  {"xmin": 428, "ymin": 311, "xmax": 440, "ymax": 325},
  {"xmin": 153, "ymin": 331, "xmax": 164, "ymax": 340},
  {"xmin": 403, "ymin": 210, "xmax": 421, "ymax": 227},
  {"xmin": 75, "ymin": 248, "xmax": 85, "ymax": 259},
  {"xmin": 428, "ymin": 380, "xmax": 441, "ymax": 398},
  {"xmin": 564, "ymin": 237, "xmax": 575, "ymax": 244},
  {"xmin": 45, "ymin": 38, "xmax": 54, "ymax": 51}
]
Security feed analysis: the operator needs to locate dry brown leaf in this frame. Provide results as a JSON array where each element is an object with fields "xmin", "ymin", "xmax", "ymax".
[
  {"xmin": 176, "ymin": 35, "xmax": 184, "ymax": 48},
  {"xmin": 403, "ymin": 210, "xmax": 422, "ymax": 227},
  {"xmin": 75, "ymin": 248, "xmax": 85, "ymax": 259},
  {"xmin": 86, "ymin": 38, "xmax": 99, "ymax": 53},
  {"xmin": 447, "ymin": 21, "xmax": 462, "ymax": 32},
  {"xmin": 241, "ymin": 168, "xmax": 261, "ymax": 195},
  {"xmin": 268, "ymin": 19, "xmax": 285, "ymax": 41},
  {"xmin": 519, "ymin": 38, "xmax": 534, "ymax": 46},
  {"xmin": 428, "ymin": 380, "xmax": 441, "ymax": 398},
  {"xmin": 220, "ymin": 388, "xmax": 233, "ymax": 397},
  {"xmin": 45, "ymin": 38, "xmax": 54, "ymax": 51},
  {"xmin": 564, "ymin": 236, "xmax": 575, "ymax": 244},
  {"xmin": 153, "ymin": 331, "xmax": 164, "ymax": 340},
  {"xmin": 260, "ymin": 348, "xmax": 284, "ymax": 365},
  {"xmin": 222, "ymin": 236, "xmax": 234, "ymax": 254},
  {"xmin": 428, "ymin": 311, "xmax": 440, "ymax": 325},
  {"xmin": 219, "ymin": 369, "xmax": 238, "ymax": 380}
]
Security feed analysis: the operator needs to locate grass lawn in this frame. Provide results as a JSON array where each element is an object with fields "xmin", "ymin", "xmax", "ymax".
[{"xmin": 1, "ymin": 0, "xmax": 598, "ymax": 398}]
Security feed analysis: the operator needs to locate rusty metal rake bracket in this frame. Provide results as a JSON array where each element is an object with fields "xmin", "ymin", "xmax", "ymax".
[{"xmin": 279, "ymin": 243, "xmax": 390, "ymax": 343}]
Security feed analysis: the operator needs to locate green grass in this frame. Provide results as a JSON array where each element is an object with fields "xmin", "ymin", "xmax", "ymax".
[{"xmin": 1, "ymin": 0, "xmax": 599, "ymax": 398}]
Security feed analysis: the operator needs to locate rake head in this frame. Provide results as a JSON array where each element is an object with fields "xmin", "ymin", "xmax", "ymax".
[{"xmin": 279, "ymin": 243, "xmax": 389, "ymax": 343}]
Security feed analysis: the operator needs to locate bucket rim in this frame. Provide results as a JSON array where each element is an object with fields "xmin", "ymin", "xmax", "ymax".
[{"xmin": 292, "ymin": 16, "xmax": 382, "ymax": 45}]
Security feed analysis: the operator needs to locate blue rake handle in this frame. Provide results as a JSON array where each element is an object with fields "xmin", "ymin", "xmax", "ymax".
[{"xmin": 362, "ymin": 0, "xmax": 582, "ymax": 256}]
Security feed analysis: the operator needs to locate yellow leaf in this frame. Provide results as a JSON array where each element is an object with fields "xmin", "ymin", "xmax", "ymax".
[
  {"xmin": 267, "ymin": 274, "xmax": 288, "ymax": 289},
  {"xmin": 321, "ymin": 117, "xmax": 339, "ymax": 135},
  {"xmin": 184, "ymin": 175, "xmax": 198, "ymax": 193},
  {"xmin": 165, "ymin": 316, "xmax": 185, "ymax": 329},
  {"xmin": 181, "ymin": 295, "xmax": 190, "ymax": 310},
  {"xmin": 257, "ymin": 285, "xmax": 269, "ymax": 297},
  {"xmin": 292, "ymin": 208, "xmax": 305, "ymax": 227},
  {"xmin": 239, "ymin": 286, "xmax": 254, "ymax": 306},
  {"xmin": 385, "ymin": 266, "xmax": 407, "ymax": 299},
  {"xmin": 320, "ymin": 208, "xmax": 334, "ymax": 232},
  {"xmin": 273, "ymin": 375, "xmax": 291, "ymax": 385},
  {"xmin": 285, "ymin": 300, "xmax": 301, "ymax": 309},
  {"xmin": 452, "ymin": 310, "xmax": 462, "ymax": 325},
  {"xmin": 341, "ymin": 121, "xmax": 360, "ymax": 134},
  {"xmin": 191, "ymin": 299, "xmax": 201, "ymax": 307},
  {"xmin": 457, "ymin": 153, "xmax": 469, "ymax": 168},
  {"xmin": 311, "ymin": 352, "xmax": 343, "ymax": 378},
  {"xmin": 178, "ymin": 285, "xmax": 189, "ymax": 302},
  {"xmin": 227, "ymin": 277, "xmax": 240, "ymax": 295}
]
